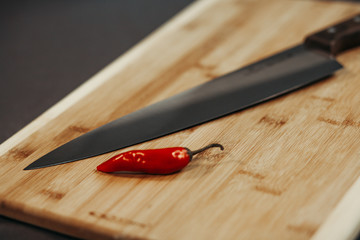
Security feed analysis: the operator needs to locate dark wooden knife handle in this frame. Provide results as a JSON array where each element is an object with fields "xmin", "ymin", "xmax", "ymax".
[{"xmin": 305, "ymin": 14, "xmax": 360, "ymax": 56}]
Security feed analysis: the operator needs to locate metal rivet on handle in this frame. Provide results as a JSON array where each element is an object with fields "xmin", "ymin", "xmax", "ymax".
[{"xmin": 327, "ymin": 27, "xmax": 336, "ymax": 34}]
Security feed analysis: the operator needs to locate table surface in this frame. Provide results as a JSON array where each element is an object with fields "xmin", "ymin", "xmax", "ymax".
[
  {"xmin": 0, "ymin": 1, "xmax": 193, "ymax": 239},
  {"xmin": 1, "ymin": 0, "xmax": 360, "ymax": 239}
]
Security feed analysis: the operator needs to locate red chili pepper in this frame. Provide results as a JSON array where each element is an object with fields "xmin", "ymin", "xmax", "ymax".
[{"xmin": 97, "ymin": 143, "xmax": 224, "ymax": 174}]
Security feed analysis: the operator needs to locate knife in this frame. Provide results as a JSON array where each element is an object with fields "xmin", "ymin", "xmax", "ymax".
[{"xmin": 24, "ymin": 14, "xmax": 360, "ymax": 170}]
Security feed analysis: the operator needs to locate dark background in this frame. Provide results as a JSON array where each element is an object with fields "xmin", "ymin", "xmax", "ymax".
[
  {"xmin": 1, "ymin": 0, "xmax": 359, "ymax": 239},
  {"xmin": 0, "ymin": 0, "xmax": 193, "ymax": 144}
]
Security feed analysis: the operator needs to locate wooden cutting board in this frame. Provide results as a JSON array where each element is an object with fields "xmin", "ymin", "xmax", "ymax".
[{"xmin": 1, "ymin": 0, "xmax": 360, "ymax": 239}]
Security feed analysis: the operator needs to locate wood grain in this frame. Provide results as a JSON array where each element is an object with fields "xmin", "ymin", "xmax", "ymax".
[{"xmin": 1, "ymin": 0, "xmax": 360, "ymax": 239}]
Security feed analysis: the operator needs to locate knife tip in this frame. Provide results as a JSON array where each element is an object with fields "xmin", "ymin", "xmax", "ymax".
[
  {"xmin": 23, "ymin": 165, "xmax": 35, "ymax": 170},
  {"xmin": 23, "ymin": 162, "xmax": 43, "ymax": 170}
]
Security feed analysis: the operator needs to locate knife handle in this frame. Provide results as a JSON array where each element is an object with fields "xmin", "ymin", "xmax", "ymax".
[{"xmin": 305, "ymin": 14, "xmax": 360, "ymax": 56}]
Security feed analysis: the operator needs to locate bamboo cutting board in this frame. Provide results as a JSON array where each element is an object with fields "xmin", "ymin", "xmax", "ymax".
[{"xmin": 1, "ymin": 0, "xmax": 360, "ymax": 239}]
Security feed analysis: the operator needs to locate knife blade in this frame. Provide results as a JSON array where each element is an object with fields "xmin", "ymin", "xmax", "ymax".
[{"xmin": 24, "ymin": 14, "xmax": 360, "ymax": 170}]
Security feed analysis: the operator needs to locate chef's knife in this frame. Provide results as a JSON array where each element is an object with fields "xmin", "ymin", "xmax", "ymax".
[{"xmin": 25, "ymin": 14, "xmax": 360, "ymax": 170}]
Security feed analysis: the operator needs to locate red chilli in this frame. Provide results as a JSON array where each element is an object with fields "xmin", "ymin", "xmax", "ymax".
[{"xmin": 97, "ymin": 143, "xmax": 224, "ymax": 174}]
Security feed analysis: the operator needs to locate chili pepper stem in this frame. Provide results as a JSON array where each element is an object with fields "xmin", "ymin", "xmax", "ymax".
[{"xmin": 186, "ymin": 143, "xmax": 224, "ymax": 161}]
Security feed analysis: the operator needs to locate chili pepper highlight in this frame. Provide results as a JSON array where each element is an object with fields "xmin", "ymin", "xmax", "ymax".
[{"xmin": 97, "ymin": 143, "xmax": 224, "ymax": 174}]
